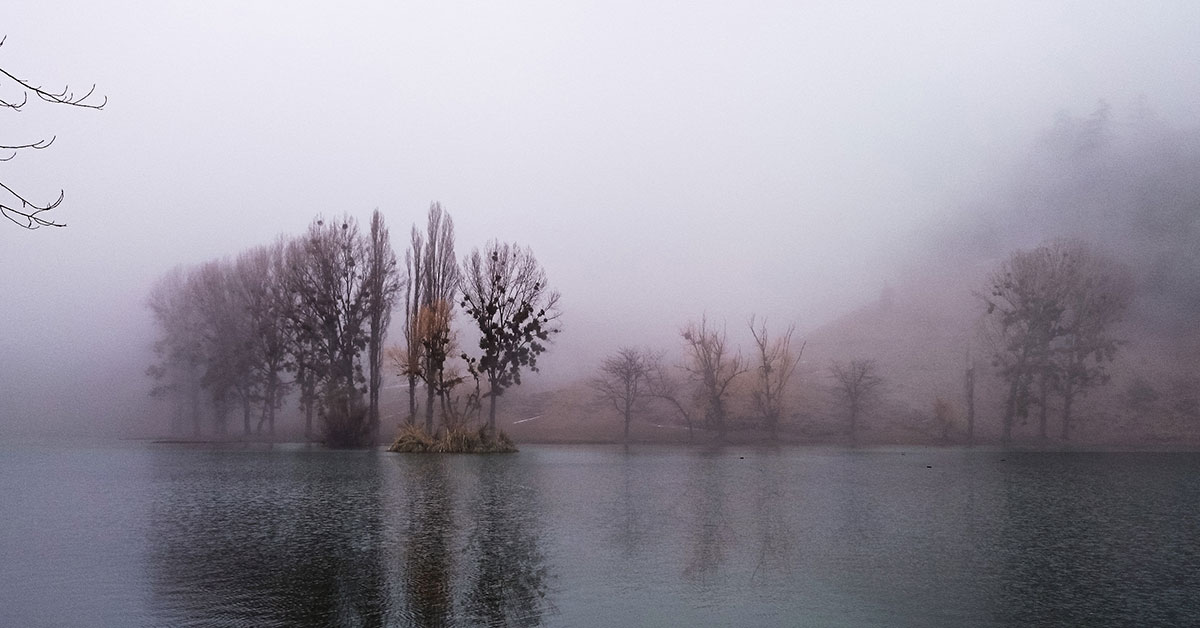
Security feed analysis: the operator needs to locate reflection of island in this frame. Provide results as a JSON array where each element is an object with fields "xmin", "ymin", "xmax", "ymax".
[
  {"xmin": 146, "ymin": 449, "xmax": 552, "ymax": 627},
  {"xmin": 398, "ymin": 457, "xmax": 454, "ymax": 627},
  {"xmin": 462, "ymin": 456, "xmax": 553, "ymax": 627}
]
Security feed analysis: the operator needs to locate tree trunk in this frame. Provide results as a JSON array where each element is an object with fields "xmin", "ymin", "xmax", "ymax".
[
  {"xmin": 257, "ymin": 404, "xmax": 267, "ymax": 434},
  {"xmin": 487, "ymin": 389, "xmax": 498, "ymax": 438},
  {"xmin": 623, "ymin": 398, "xmax": 632, "ymax": 442},
  {"xmin": 214, "ymin": 396, "xmax": 229, "ymax": 436},
  {"xmin": 425, "ymin": 371, "xmax": 436, "ymax": 435},
  {"xmin": 304, "ymin": 395, "xmax": 314, "ymax": 440},
  {"xmin": 191, "ymin": 383, "xmax": 201, "ymax": 437},
  {"xmin": 407, "ymin": 374, "xmax": 417, "ymax": 425},
  {"xmin": 713, "ymin": 396, "xmax": 726, "ymax": 441},
  {"xmin": 368, "ymin": 336, "xmax": 381, "ymax": 442},
  {"xmin": 265, "ymin": 378, "xmax": 277, "ymax": 436},
  {"xmin": 1037, "ymin": 374, "xmax": 1049, "ymax": 443},
  {"xmin": 1061, "ymin": 385, "xmax": 1075, "ymax": 441},
  {"xmin": 965, "ymin": 365, "xmax": 976, "ymax": 447},
  {"xmin": 1003, "ymin": 377, "xmax": 1019, "ymax": 447}
]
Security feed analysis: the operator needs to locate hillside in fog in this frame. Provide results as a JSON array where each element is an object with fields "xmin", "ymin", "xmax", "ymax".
[{"xmin": 515, "ymin": 108, "xmax": 1200, "ymax": 447}]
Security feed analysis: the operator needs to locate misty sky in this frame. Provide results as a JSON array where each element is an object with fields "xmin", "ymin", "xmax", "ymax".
[{"xmin": 3, "ymin": 1, "xmax": 1200, "ymax": 434}]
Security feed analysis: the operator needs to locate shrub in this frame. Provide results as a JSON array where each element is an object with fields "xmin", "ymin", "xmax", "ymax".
[
  {"xmin": 389, "ymin": 423, "xmax": 436, "ymax": 453},
  {"xmin": 388, "ymin": 424, "xmax": 517, "ymax": 454}
]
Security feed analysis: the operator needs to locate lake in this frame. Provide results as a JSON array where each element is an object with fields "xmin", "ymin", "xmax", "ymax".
[{"xmin": 2, "ymin": 440, "xmax": 1199, "ymax": 627}]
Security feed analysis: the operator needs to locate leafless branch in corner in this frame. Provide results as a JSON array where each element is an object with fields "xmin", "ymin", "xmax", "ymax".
[{"xmin": 1, "ymin": 34, "xmax": 105, "ymax": 229}]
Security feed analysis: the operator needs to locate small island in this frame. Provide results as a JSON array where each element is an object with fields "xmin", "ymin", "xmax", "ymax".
[{"xmin": 388, "ymin": 424, "xmax": 517, "ymax": 454}]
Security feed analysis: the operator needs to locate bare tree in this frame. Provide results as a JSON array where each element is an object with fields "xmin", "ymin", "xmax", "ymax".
[
  {"xmin": 150, "ymin": 254, "xmax": 288, "ymax": 438},
  {"xmin": 748, "ymin": 316, "xmax": 803, "ymax": 439},
  {"xmin": 283, "ymin": 215, "xmax": 373, "ymax": 446},
  {"xmin": 401, "ymin": 224, "xmax": 425, "ymax": 424},
  {"xmin": 645, "ymin": 356, "xmax": 696, "ymax": 441},
  {"xmin": 828, "ymin": 359, "xmax": 883, "ymax": 446},
  {"xmin": 231, "ymin": 242, "xmax": 293, "ymax": 436},
  {"xmin": 681, "ymin": 316, "xmax": 746, "ymax": 441},
  {"xmin": 591, "ymin": 347, "xmax": 656, "ymax": 442},
  {"xmin": 979, "ymin": 242, "xmax": 1074, "ymax": 445},
  {"xmin": 147, "ymin": 266, "xmax": 205, "ymax": 436},
  {"xmin": 418, "ymin": 203, "xmax": 458, "ymax": 433},
  {"xmin": 1055, "ymin": 244, "xmax": 1133, "ymax": 440},
  {"xmin": 282, "ymin": 240, "xmax": 323, "ymax": 440},
  {"xmin": 365, "ymin": 210, "xmax": 402, "ymax": 441},
  {"xmin": 188, "ymin": 260, "xmax": 247, "ymax": 436},
  {"xmin": 460, "ymin": 241, "xmax": 561, "ymax": 437},
  {"xmin": 1, "ymin": 36, "xmax": 105, "ymax": 229},
  {"xmin": 979, "ymin": 239, "xmax": 1133, "ymax": 444}
]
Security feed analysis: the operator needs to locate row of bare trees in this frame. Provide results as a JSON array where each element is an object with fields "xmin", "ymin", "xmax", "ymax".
[
  {"xmin": 148, "ymin": 203, "xmax": 562, "ymax": 446},
  {"xmin": 592, "ymin": 316, "xmax": 815, "ymax": 443},
  {"xmin": 148, "ymin": 211, "xmax": 400, "ymax": 446},
  {"xmin": 593, "ymin": 238, "xmax": 1130, "ymax": 447}
]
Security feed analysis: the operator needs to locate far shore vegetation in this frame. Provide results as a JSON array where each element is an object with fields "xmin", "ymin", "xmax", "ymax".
[{"xmin": 146, "ymin": 109, "xmax": 1200, "ymax": 451}]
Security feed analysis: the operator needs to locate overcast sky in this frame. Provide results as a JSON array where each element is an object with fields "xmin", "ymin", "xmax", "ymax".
[{"xmin": 4, "ymin": 1, "xmax": 1200, "ymax": 434}]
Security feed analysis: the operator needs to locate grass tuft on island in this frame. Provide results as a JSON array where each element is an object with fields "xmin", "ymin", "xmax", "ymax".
[{"xmin": 388, "ymin": 424, "xmax": 518, "ymax": 454}]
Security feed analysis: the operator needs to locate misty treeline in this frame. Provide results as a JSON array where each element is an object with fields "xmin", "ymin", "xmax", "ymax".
[
  {"xmin": 147, "ymin": 204, "xmax": 559, "ymax": 447},
  {"xmin": 591, "ymin": 316, "xmax": 807, "ymax": 443},
  {"xmin": 591, "ymin": 105, "xmax": 1198, "ymax": 446},
  {"xmin": 590, "ymin": 317, "xmax": 910, "ymax": 445},
  {"xmin": 592, "ymin": 243, "xmax": 1132, "ymax": 448}
]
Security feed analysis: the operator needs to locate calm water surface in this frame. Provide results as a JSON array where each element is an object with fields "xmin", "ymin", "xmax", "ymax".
[{"xmin": 2, "ymin": 441, "xmax": 1199, "ymax": 627}]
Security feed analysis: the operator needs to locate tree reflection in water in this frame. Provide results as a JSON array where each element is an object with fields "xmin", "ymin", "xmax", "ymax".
[
  {"xmin": 748, "ymin": 450, "xmax": 796, "ymax": 585},
  {"xmin": 147, "ymin": 447, "xmax": 554, "ymax": 627},
  {"xmin": 397, "ymin": 456, "xmax": 455, "ymax": 627},
  {"xmin": 462, "ymin": 455, "xmax": 552, "ymax": 627},
  {"xmin": 682, "ymin": 452, "xmax": 733, "ymax": 585}
]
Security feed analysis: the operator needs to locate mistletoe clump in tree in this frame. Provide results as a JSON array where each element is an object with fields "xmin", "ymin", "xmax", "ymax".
[{"xmin": 459, "ymin": 241, "xmax": 561, "ymax": 438}]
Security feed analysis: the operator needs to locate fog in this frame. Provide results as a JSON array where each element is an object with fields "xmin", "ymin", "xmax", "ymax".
[{"xmin": 3, "ymin": 1, "xmax": 1200, "ymax": 438}]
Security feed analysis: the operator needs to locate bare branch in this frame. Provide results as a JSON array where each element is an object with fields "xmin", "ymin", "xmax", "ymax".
[
  {"xmin": 1, "ymin": 38, "xmax": 106, "ymax": 229},
  {"xmin": 0, "ymin": 180, "xmax": 65, "ymax": 228},
  {"xmin": 0, "ymin": 136, "xmax": 55, "ymax": 151},
  {"xmin": 0, "ymin": 91, "xmax": 28, "ymax": 110},
  {"xmin": 749, "ymin": 315, "xmax": 803, "ymax": 438},
  {"xmin": 0, "ymin": 66, "xmax": 107, "ymax": 110},
  {"xmin": 680, "ymin": 315, "xmax": 746, "ymax": 439}
]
